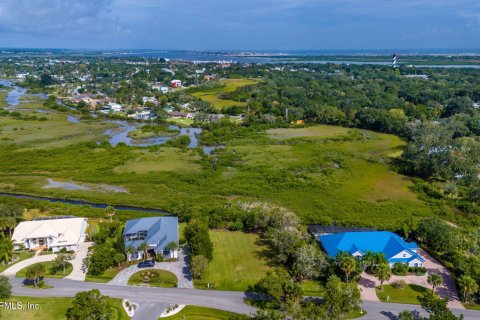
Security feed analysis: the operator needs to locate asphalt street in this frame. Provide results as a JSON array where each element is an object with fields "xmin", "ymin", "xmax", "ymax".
[{"xmin": 9, "ymin": 277, "xmax": 480, "ymax": 320}]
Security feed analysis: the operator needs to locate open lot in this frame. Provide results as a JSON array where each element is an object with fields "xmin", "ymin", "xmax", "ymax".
[
  {"xmin": 189, "ymin": 78, "xmax": 258, "ymax": 109},
  {"xmin": 194, "ymin": 230, "xmax": 272, "ymax": 291}
]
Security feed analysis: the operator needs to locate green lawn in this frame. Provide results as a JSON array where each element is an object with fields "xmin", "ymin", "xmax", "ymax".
[
  {"xmin": 0, "ymin": 296, "xmax": 128, "ymax": 320},
  {"xmin": 128, "ymin": 269, "xmax": 178, "ymax": 288},
  {"xmin": 0, "ymin": 251, "xmax": 35, "ymax": 273},
  {"xmin": 194, "ymin": 230, "xmax": 272, "ymax": 291},
  {"xmin": 16, "ymin": 261, "xmax": 73, "ymax": 279},
  {"xmin": 376, "ymin": 284, "xmax": 430, "ymax": 304},
  {"xmin": 162, "ymin": 305, "xmax": 238, "ymax": 320},
  {"xmin": 86, "ymin": 267, "xmax": 123, "ymax": 283},
  {"xmin": 300, "ymin": 280, "xmax": 323, "ymax": 297},
  {"xmin": 190, "ymin": 78, "xmax": 259, "ymax": 109},
  {"xmin": 345, "ymin": 307, "xmax": 368, "ymax": 319},
  {"xmin": 463, "ymin": 303, "xmax": 480, "ymax": 310}
]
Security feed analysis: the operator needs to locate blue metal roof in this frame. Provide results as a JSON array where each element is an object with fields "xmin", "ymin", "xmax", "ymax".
[
  {"xmin": 123, "ymin": 216, "xmax": 178, "ymax": 252},
  {"xmin": 319, "ymin": 231, "xmax": 423, "ymax": 263}
]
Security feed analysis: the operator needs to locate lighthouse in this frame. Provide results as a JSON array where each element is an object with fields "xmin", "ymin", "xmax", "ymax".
[{"xmin": 392, "ymin": 52, "xmax": 397, "ymax": 69}]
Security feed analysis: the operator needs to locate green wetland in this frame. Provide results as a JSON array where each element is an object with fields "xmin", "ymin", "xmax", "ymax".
[{"xmin": 0, "ymin": 94, "xmax": 442, "ymax": 229}]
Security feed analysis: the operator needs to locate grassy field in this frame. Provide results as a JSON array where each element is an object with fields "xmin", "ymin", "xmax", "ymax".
[
  {"xmin": 0, "ymin": 94, "xmax": 445, "ymax": 229},
  {"xmin": 189, "ymin": 79, "xmax": 258, "ymax": 109},
  {"xmin": 0, "ymin": 104, "xmax": 113, "ymax": 149},
  {"xmin": 162, "ymin": 305, "xmax": 238, "ymax": 320},
  {"xmin": 113, "ymin": 148, "xmax": 202, "ymax": 174},
  {"xmin": 376, "ymin": 284, "xmax": 430, "ymax": 304},
  {"xmin": 0, "ymin": 296, "xmax": 128, "ymax": 320},
  {"xmin": 194, "ymin": 230, "xmax": 272, "ymax": 291},
  {"xmin": 16, "ymin": 261, "xmax": 73, "ymax": 279},
  {"xmin": 128, "ymin": 269, "xmax": 178, "ymax": 287}
]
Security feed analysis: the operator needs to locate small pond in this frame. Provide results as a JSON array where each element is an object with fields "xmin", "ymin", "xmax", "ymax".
[
  {"xmin": 67, "ymin": 115, "xmax": 80, "ymax": 123},
  {"xmin": 42, "ymin": 178, "xmax": 128, "ymax": 193},
  {"xmin": 105, "ymin": 121, "xmax": 223, "ymax": 154},
  {"xmin": 43, "ymin": 178, "xmax": 90, "ymax": 191}
]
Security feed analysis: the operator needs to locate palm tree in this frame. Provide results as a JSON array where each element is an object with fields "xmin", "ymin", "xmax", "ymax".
[
  {"xmin": 458, "ymin": 275, "xmax": 479, "ymax": 302},
  {"xmin": 0, "ymin": 238, "xmax": 14, "ymax": 265},
  {"xmin": 114, "ymin": 253, "xmax": 126, "ymax": 267},
  {"xmin": 339, "ymin": 255, "xmax": 357, "ymax": 283},
  {"xmin": 105, "ymin": 206, "xmax": 115, "ymax": 223},
  {"xmin": 427, "ymin": 273, "xmax": 443, "ymax": 293},
  {"xmin": 139, "ymin": 242, "xmax": 149, "ymax": 261},
  {"xmin": 361, "ymin": 251, "xmax": 376, "ymax": 272},
  {"xmin": 126, "ymin": 246, "xmax": 135, "ymax": 261},
  {"xmin": 376, "ymin": 263, "xmax": 392, "ymax": 291}
]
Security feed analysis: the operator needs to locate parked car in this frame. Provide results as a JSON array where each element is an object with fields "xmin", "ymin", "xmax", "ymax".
[{"xmin": 137, "ymin": 260, "xmax": 155, "ymax": 268}]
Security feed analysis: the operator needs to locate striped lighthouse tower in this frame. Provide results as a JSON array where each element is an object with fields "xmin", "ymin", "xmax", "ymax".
[{"xmin": 392, "ymin": 52, "xmax": 397, "ymax": 69}]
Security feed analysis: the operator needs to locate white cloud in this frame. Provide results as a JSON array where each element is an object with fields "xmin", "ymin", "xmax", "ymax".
[{"xmin": 0, "ymin": 0, "xmax": 127, "ymax": 36}]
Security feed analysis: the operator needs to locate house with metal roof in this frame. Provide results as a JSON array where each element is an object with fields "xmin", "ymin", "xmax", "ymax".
[
  {"xmin": 123, "ymin": 216, "xmax": 179, "ymax": 261},
  {"xmin": 318, "ymin": 231, "xmax": 425, "ymax": 267},
  {"xmin": 12, "ymin": 216, "xmax": 88, "ymax": 253}
]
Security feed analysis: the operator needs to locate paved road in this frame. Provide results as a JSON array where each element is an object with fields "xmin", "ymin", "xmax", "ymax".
[
  {"xmin": 132, "ymin": 302, "xmax": 169, "ymax": 320},
  {"xmin": 9, "ymin": 277, "xmax": 480, "ymax": 320},
  {"xmin": 9, "ymin": 277, "xmax": 257, "ymax": 315}
]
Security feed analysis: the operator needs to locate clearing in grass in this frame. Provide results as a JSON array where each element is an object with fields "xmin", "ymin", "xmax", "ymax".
[
  {"xmin": 189, "ymin": 78, "xmax": 259, "ymax": 109},
  {"xmin": 194, "ymin": 230, "xmax": 272, "ymax": 291}
]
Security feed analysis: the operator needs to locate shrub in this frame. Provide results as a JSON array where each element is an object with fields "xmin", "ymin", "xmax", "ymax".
[
  {"xmin": 392, "ymin": 263, "xmax": 408, "ymax": 276},
  {"xmin": 416, "ymin": 267, "xmax": 427, "ymax": 276},
  {"xmin": 392, "ymin": 280, "xmax": 407, "ymax": 289}
]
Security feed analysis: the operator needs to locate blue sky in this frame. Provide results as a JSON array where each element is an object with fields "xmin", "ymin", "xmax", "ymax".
[{"xmin": 0, "ymin": 0, "xmax": 479, "ymax": 50}]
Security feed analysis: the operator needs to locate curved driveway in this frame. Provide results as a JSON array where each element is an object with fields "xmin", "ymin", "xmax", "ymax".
[
  {"xmin": 1, "ymin": 253, "xmax": 57, "ymax": 276},
  {"xmin": 109, "ymin": 248, "xmax": 193, "ymax": 288},
  {"xmin": 359, "ymin": 249, "xmax": 463, "ymax": 309}
]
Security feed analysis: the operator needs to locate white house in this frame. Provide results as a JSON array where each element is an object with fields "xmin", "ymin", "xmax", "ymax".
[
  {"xmin": 142, "ymin": 96, "xmax": 158, "ymax": 105},
  {"xmin": 108, "ymin": 102, "xmax": 123, "ymax": 112},
  {"xmin": 12, "ymin": 216, "xmax": 88, "ymax": 253}
]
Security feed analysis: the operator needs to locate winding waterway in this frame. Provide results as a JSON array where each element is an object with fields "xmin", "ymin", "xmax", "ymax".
[
  {"xmin": 0, "ymin": 192, "xmax": 170, "ymax": 214},
  {"xmin": 0, "ymin": 79, "xmax": 48, "ymax": 109}
]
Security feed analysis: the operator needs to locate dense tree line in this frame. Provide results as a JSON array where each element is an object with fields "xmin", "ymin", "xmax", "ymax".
[{"xmin": 86, "ymin": 223, "xmax": 125, "ymax": 276}]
